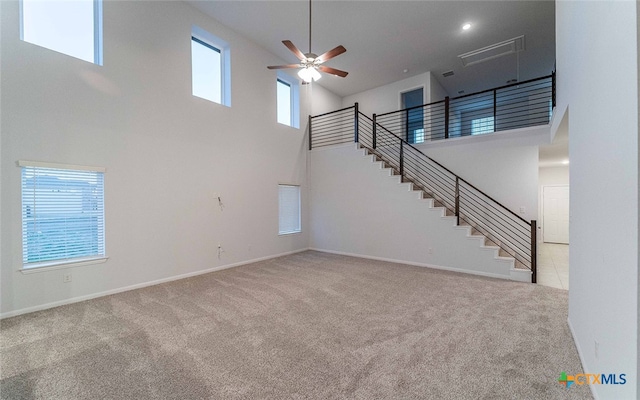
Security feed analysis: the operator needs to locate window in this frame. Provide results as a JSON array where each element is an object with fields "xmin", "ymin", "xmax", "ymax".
[
  {"xmin": 278, "ymin": 185, "xmax": 301, "ymax": 235},
  {"xmin": 191, "ymin": 26, "xmax": 231, "ymax": 106},
  {"xmin": 20, "ymin": 161, "xmax": 106, "ymax": 269},
  {"xmin": 277, "ymin": 79, "xmax": 292, "ymax": 125},
  {"xmin": 20, "ymin": 0, "xmax": 103, "ymax": 65},
  {"xmin": 276, "ymin": 71, "xmax": 300, "ymax": 128},
  {"xmin": 471, "ymin": 116, "xmax": 495, "ymax": 135}
]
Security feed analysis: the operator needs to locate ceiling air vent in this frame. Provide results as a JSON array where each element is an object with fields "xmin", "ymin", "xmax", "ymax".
[
  {"xmin": 442, "ymin": 70, "xmax": 455, "ymax": 77},
  {"xmin": 458, "ymin": 35, "xmax": 525, "ymax": 67}
]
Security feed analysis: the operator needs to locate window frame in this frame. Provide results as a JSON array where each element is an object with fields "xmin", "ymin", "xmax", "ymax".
[
  {"xmin": 191, "ymin": 25, "xmax": 231, "ymax": 107},
  {"xmin": 276, "ymin": 71, "xmax": 300, "ymax": 128},
  {"xmin": 19, "ymin": 0, "xmax": 103, "ymax": 65},
  {"xmin": 19, "ymin": 160, "xmax": 107, "ymax": 272},
  {"xmin": 278, "ymin": 184, "xmax": 301, "ymax": 235}
]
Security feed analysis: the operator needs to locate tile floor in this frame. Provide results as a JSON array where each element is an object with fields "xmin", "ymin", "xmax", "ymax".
[{"xmin": 536, "ymin": 242, "xmax": 569, "ymax": 290}]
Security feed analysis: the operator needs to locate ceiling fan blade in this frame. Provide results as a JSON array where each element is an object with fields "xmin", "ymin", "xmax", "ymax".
[
  {"xmin": 317, "ymin": 45, "xmax": 346, "ymax": 63},
  {"xmin": 267, "ymin": 64, "xmax": 301, "ymax": 70},
  {"xmin": 282, "ymin": 40, "xmax": 306, "ymax": 61},
  {"xmin": 318, "ymin": 65, "xmax": 349, "ymax": 78}
]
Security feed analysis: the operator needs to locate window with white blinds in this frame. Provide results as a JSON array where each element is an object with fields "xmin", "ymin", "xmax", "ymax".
[
  {"xmin": 20, "ymin": 161, "xmax": 106, "ymax": 269},
  {"xmin": 278, "ymin": 184, "xmax": 301, "ymax": 235}
]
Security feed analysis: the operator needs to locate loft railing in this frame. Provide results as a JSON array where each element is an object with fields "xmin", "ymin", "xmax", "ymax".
[
  {"xmin": 376, "ymin": 74, "xmax": 555, "ymax": 143},
  {"xmin": 309, "ymin": 105, "xmax": 538, "ymax": 283}
]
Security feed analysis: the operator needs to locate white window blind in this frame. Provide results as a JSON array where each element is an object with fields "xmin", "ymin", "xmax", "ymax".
[
  {"xmin": 278, "ymin": 185, "xmax": 301, "ymax": 235},
  {"xmin": 20, "ymin": 162, "xmax": 105, "ymax": 268}
]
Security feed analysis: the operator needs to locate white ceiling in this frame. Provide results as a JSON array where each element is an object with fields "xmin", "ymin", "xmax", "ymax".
[
  {"xmin": 187, "ymin": 0, "xmax": 556, "ymax": 98},
  {"xmin": 187, "ymin": 0, "xmax": 565, "ymax": 166}
]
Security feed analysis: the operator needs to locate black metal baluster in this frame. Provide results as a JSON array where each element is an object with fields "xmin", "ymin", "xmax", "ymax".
[
  {"xmin": 455, "ymin": 177, "xmax": 460, "ymax": 226},
  {"xmin": 531, "ymin": 220, "xmax": 537, "ymax": 283},
  {"xmin": 399, "ymin": 140, "xmax": 404, "ymax": 176},
  {"xmin": 308, "ymin": 114, "xmax": 312, "ymax": 150},
  {"xmin": 373, "ymin": 114, "xmax": 377, "ymax": 149},
  {"xmin": 354, "ymin": 102, "xmax": 359, "ymax": 143}
]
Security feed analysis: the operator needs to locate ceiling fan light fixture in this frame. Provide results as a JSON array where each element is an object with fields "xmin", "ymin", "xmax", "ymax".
[{"xmin": 298, "ymin": 66, "xmax": 321, "ymax": 83}]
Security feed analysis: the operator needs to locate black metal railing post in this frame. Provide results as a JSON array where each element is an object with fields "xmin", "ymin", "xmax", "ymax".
[
  {"xmin": 399, "ymin": 140, "xmax": 404, "ymax": 176},
  {"xmin": 372, "ymin": 114, "xmax": 377, "ymax": 149},
  {"xmin": 531, "ymin": 220, "xmax": 537, "ymax": 283},
  {"xmin": 455, "ymin": 177, "xmax": 460, "ymax": 226},
  {"xmin": 552, "ymin": 71, "xmax": 556, "ymax": 109},
  {"xmin": 354, "ymin": 102, "xmax": 359, "ymax": 143},
  {"xmin": 405, "ymin": 108, "xmax": 410, "ymax": 143},
  {"xmin": 308, "ymin": 114, "xmax": 313, "ymax": 150},
  {"xmin": 444, "ymin": 96, "xmax": 450, "ymax": 139}
]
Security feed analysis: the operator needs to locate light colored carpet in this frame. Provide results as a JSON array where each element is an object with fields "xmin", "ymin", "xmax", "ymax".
[{"xmin": 1, "ymin": 251, "xmax": 591, "ymax": 399}]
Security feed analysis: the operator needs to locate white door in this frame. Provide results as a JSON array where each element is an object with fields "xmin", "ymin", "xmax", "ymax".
[{"xmin": 543, "ymin": 185, "xmax": 569, "ymax": 244}]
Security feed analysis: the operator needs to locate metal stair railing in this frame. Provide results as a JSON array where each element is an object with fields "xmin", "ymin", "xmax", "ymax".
[{"xmin": 309, "ymin": 104, "xmax": 538, "ymax": 283}]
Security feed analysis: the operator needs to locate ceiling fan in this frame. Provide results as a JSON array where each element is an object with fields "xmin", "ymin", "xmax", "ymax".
[{"xmin": 267, "ymin": 0, "xmax": 348, "ymax": 83}]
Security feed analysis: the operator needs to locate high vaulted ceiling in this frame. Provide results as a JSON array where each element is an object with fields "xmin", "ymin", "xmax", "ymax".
[{"xmin": 187, "ymin": 0, "xmax": 555, "ymax": 98}]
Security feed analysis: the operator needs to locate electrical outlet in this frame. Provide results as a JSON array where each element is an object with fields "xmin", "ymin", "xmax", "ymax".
[
  {"xmin": 63, "ymin": 273, "xmax": 72, "ymax": 283},
  {"xmin": 595, "ymin": 340, "xmax": 599, "ymax": 359},
  {"xmin": 519, "ymin": 206, "xmax": 526, "ymax": 214},
  {"xmin": 428, "ymin": 248, "xmax": 433, "ymax": 255}
]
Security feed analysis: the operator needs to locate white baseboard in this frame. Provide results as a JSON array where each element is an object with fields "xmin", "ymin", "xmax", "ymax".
[
  {"xmin": 567, "ymin": 318, "xmax": 599, "ymax": 400},
  {"xmin": 309, "ymin": 248, "xmax": 513, "ymax": 281},
  {"xmin": 1, "ymin": 248, "xmax": 309, "ymax": 319}
]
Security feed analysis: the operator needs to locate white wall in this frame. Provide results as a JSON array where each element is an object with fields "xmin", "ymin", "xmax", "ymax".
[
  {"xmin": 557, "ymin": 1, "xmax": 638, "ymax": 399},
  {"xmin": 0, "ymin": 0, "xmax": 338, "ymax": 316},
  {"xmin": 415, "ymin": 130, "xmax": 543, "ymax": 223},
  {"xmin": 309, "ymin": 144, "xmax": 516, "ymax": 279},
  {"xmin": 342, "ymin": 72, "xmax": 435, "ymax": 116},
  {"xmin": 429, "ymin": 73, "xmax": 449, "ymax": 102},
  {"xmin": 309, "ymin": 83, "xmax": 343, "ymax": 116}
]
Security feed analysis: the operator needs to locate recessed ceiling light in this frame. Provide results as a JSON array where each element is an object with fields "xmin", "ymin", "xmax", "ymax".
[
  {"xmin": 462, "ymin": 23, "xmax": 471, "ymax": 31},
  {"xmin": 403, "ymin": 69, "xmax": 409, "ymax": 73}
]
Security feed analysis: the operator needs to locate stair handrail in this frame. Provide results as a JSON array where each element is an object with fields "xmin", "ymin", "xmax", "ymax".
[{"xmin": 370, "ymin": 113, "xmax": 530, "ymax": 225}]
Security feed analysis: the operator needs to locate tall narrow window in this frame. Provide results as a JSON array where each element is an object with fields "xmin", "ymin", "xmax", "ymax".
[
  {"xmin": 277, "ymin": 79, "xmax": 292, "ymax": 126},
  {"xmin": 20, "ymin": 161, "xmax": 106, "ymax": 269},
  {"xmin": 278, "ymin": 185, "xmax": 301, "ymax": 235},
  {"xmin": 275, "ymin": 71, "xmax": 300, "ymax": 128},
  {"xmin": 20, "ymin": 0, "xmax": 103, "ymax": 65},
  {"xmin": 192, "ymin": 37, "xmax": 221, "ymax": 104},
  {"xmin": 191, "ymin": 26, "xmax": 231, "ymax": 107}
]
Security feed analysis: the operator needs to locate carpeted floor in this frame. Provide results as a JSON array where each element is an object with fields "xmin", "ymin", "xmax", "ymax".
[{"xmin": 1, "ymin": 251, "xmax": 591, "ymax": 399}]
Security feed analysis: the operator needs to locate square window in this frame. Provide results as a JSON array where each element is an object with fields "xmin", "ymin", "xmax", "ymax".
[
  {"xmin": 20, "ymin": 162, "xmax": 106, "ymax": 269},
  {"xmin": 20, "ymin": 0, "xmax": 102, "ymax": 65},
  {"xmin": 471, "ymin": 116, "xmax": 494, "ymax": 135},
  {"xmin": 278, "ymin": 184, "xmax": 301, "ymax": 235},
  {"xmin": 191, "ymin": 26, "xmax": 231, "ymax": 107}
]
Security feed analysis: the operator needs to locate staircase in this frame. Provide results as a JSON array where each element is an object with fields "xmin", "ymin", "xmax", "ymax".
[
  {"xmin": 308, "ymin": 142, "xmax": 531, "ymax": 282},
  {"xmin": 308, "ymin": 80, "xmax": 546, "ymax": 282}
]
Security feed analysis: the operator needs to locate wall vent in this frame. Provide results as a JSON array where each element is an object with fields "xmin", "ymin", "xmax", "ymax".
[
  {"xmin": 458, "ymin": 35, "xmax": 525, "ymax": 67},
  {"xmin": 442, "ymin": 70, "xmax": 455, "ymax": 77}
]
